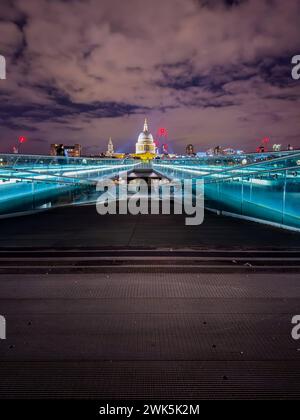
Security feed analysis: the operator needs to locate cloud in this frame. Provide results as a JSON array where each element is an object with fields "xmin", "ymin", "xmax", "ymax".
[
  {"xmin": 0, "ymin": 0, "xmax": 299, "ymax": 154},
  {"xmin": 0, "ymin": 21, "xmax": 23, "ymax": 54}
]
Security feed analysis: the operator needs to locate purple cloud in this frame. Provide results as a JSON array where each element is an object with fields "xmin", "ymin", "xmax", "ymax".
[{"xmin": 0, "ymin": 0, "xmax": 299, "ymax": 154}]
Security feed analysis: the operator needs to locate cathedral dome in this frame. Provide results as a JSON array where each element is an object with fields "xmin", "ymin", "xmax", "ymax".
[
  {"xmin": 137, "ymin": 119, "xmax": 154, "ymax": 143},
  {"xmin": 138, "ymin": 131, "xmax": 154, "ymax": 143},
  {"xmin": 136, "ymin": 118, "xmax": 156, "ymax": 155}
]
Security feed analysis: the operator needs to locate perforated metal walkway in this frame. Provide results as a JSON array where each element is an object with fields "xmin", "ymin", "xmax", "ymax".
[
  {"xmin": 0, "ymin": 207, "xmax": 300, "ymax": 399},
  {"xmin": 1, "ymin": 270, "xmax": 300, "ymax": 399}
]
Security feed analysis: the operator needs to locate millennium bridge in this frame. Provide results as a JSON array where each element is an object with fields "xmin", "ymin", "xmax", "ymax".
[
  {"xmin": 0, "ymin": 150, "xmax": 299, "ymax": 231},
  {"xmin": 1, "ymin": 151, "xmax": 300, "ymax": 400}
]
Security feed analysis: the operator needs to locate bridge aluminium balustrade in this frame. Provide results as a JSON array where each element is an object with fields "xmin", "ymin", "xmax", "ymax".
[
  {"xmin": 153, "ymin": 152, "xmax": 300, "ymax": 232},
  {"xmin": 0, "ymin": 154, "xmax": 138, "ymax": 216},
  {"xmin": 0, "ymin": 153, "xmax": 133, "ymax": 168},
  {"xmin": 0, "ymin": 152, "xmax": 300, "ymax": 231}
]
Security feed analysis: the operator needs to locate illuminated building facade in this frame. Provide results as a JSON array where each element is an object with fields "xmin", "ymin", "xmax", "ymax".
[
  {"xmin": 186, "ymin": 144, "xmax": 195, "ymax": 156},
  {"xmin": 50, "ymin": 144, "xmax": 82, "ymax": 157},
  {"xmin": 106, "ymin": 138, "xmax": 115, "ymax": 157}
]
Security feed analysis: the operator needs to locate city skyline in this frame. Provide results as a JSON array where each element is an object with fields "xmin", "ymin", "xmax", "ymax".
[{"xmin": 0, "ymin": 0, "xmax": 300, "ymax": 155}]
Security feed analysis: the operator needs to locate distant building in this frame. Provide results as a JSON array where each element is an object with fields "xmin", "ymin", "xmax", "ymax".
[
  {"xmin": 50, "ymin": 144, "xmax": 81, "ymax": 157},
  {"xmin": 186, "ymin": 144, "xmax": 195, "ymax": 156},
  {"xmin": 223, "ymin": 148, "xmax": 236, "ymax": 155},
  {"xmin": 106, "ymin": 138, "xmax": 115, "ymax": 157},
  {"xmin": 206, "ymin": 148, "xmax": 214, "ymax": 156},
  {"xmin": 273, "ymin": 144, "xmax": 282, "ymax": 152},
  {"xmin": 162, "ymin": 144, "xmax": 169, "ymax": 155},
  {"xmin": 214, "ymin": 146, "xmax": 222, "ymax": 155}
]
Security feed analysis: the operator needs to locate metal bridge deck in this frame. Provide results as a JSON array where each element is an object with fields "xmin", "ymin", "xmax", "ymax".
[
  {"xmin": 0, "ymin": 205, "xmax": 299, "ymax": 250},
  {"xmin": 0, "ymin": 207, "xmax": 300, "ymax": 399},
  {"xmin": 1, "ymin": 269, "xmax": 300, "ymax": 399}
]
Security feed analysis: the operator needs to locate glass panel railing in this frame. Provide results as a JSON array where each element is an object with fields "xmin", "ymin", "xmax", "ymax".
[
  {"xmin": 153, "ymin": 156, "xmax": 300, "ymax": 231},
  {"xmin": 153, "ymin": 152, "xmax": 300, "ymax": 182},
  {"xmin": 0, "ymin": 153, "xmax": 137, "ymax": 169},
  {"xmin": 1, "ymin": 153, "xmax": 299, "ymax": 231},
  {"xmin": 204, "ymin": 168, "xmax": 300, "ymax": 231},
  {"xmin": 0, "ymin": 158, "xmax": 138, "ymax": 216}
]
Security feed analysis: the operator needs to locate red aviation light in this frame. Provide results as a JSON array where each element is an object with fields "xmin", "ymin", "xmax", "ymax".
[
  {"xmin": 19, "ymin": 136, "xmax": 27, "ymax": 144},
  {"xmin": 262, "ymin": 137, "xmax": 270, "ymax": 145},
  {"xmin": 157, "ymin": 128, "xmax": 168, "ymax": 138}
]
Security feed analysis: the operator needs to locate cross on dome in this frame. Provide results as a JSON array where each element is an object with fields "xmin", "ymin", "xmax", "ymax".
[{"xmin": 143, "ymin": 118, "xmax": 149, "ymax": 133}]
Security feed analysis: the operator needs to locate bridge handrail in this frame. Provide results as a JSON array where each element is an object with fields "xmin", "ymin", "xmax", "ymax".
[
  {"xmin": 0, "ymin": 153, "xmax": 137, "ymax": 168},
  {"xmin": 153, "ymin": 152, "xmax": 300, "ymax": 181},
  {"xmin": 203, "ymin": 165, "xmax": 300, "ymax": 184},
  {"xmin": 0, "ymin": 163, "xmax": 139, "ymax": 186}
]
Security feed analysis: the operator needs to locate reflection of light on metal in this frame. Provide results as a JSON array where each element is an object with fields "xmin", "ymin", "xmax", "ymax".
[{"xmin": 249, "ymin": 179, "xmax": 274, "ymax": 186}]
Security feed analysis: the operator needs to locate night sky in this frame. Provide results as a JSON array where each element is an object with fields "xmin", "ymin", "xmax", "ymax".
[{"xmin": 0, "ymin": 0, "xmax": 300, "ymax": 155}]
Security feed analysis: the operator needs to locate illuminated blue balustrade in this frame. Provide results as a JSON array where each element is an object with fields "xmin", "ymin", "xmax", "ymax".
[
  {"xmin": 0, "ymin": 152, "xmax": 300, "ymax": 231},
  {"xmin": 0, "ymin": 154, "xmax": 137, "ymax": 216},
  {"xmin": 153, "ymin": 152, "xmax": 300, "ymax": 231}
]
